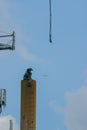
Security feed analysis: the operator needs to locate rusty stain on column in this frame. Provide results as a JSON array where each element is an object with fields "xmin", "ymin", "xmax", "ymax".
[{"xmin": 20, "ymin": 79, "xmax": 36, "ymax": 130}]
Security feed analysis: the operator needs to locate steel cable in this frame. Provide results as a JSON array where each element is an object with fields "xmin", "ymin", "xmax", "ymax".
[{"xmin": 49, "ymin": 0, "xmax": 52, "ymax": 43}]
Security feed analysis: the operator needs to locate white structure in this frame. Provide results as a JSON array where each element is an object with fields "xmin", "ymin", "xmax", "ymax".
[
  {"xmin": 0, "ymin": 89, "xmax": 6, "ymax": 113},
  {"xmin": 9, "ymin": 120, "xmax": 13, "ymax": 130}
]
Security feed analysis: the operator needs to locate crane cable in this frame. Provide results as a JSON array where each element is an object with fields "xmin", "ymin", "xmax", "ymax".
[{"xmin": 49, "ymin": 0, "xmax": 52, "ymax": 43}]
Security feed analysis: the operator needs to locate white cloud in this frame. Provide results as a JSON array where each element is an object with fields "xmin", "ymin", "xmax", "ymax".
[
  {"xmin": 0, "ymin": 0, "xmax": 13, "ymax": 29},
  {"xmin": 17, "ymin": 45, "xmax": 37, "ymax": 61},
  {"xmin": 0, "ymin": 115, "xmax": 19, "ymax": 130},
  {"xmin": 82, "ymin": 69, "xmax": 87, "ymax": 84},
  {"xmin": 49, "ymin": 86, "xmax": 87, "ymax": 130},
  {"xmin": 48, "ymin": 100, "xmax": 64, "ymax": 115},
  {"xmin": 64, "ymin": 86, "xmax": 87, "ymax": 130},
  {"xmin": 17, "ymin": 45, "xmax": 46, "ymax": 64}
]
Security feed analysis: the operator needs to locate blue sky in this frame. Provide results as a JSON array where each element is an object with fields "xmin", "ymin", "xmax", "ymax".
[{"xmin": 0, "ymin": 0, "xmax": 87, "ymax": 130}]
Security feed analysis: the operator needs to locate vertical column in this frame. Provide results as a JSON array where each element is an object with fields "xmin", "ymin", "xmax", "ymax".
[{"xmin": 20, "ymin": 80, "xmax": 36, "ymax": 130}]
